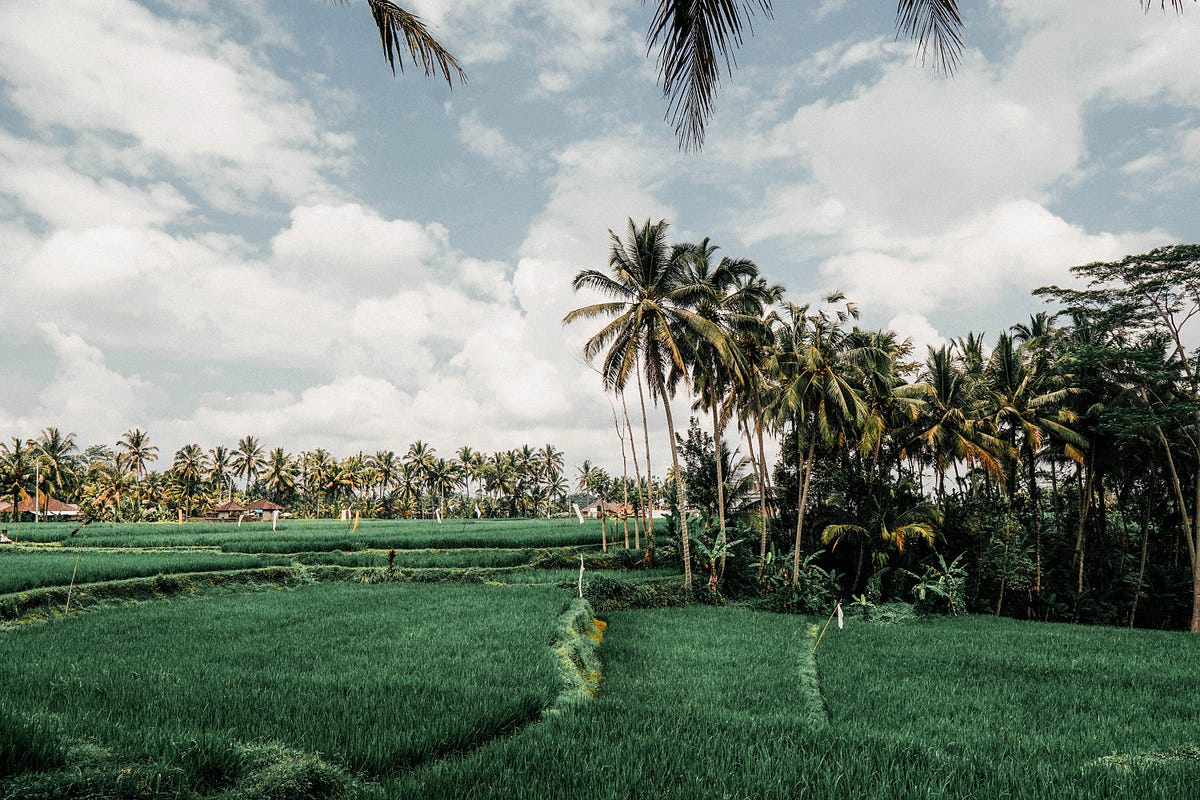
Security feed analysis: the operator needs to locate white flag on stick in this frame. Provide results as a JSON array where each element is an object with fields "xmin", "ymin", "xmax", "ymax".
[{"xmin": 836, "ymin": 601, "xmax": 844, "ymax": 630}]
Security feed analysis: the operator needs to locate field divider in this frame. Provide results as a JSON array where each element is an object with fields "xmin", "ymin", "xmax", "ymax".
[
  {"xmin": 0, "ymin": 566, "xmax": 320, "ymax": 626},
  {"xmin": 802, "ymin": 623, "xmax": 832, "ymax": 729},
  {"xmin": 545, "ymin": 598, "xmax": 606, "ymax": 712}
]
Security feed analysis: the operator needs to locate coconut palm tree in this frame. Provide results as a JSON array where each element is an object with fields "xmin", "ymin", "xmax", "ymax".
[
  {"xmin": 233, "ymin": 436, "xmax": 266, "ymax": 493},
  {"xmin": 565, "ymin": 218, "xmax": 731, "ymax": 589},
  {"xmin": 263, "ymin": 447, "xmax": 296, "ymax": 503},
  {"xmin": 678, "ymin": 238, "xmax": 779, "ymax": 579},
  {"xmin": 118, "ymin": 428, "xmax": 158, "ymax": 482},
  {"xmin": 821, "ymin": 482, "xmax": 942, "ymax": 595},
  {"xmin": 911, "ymin": 343, "xmax": 1008, "ymax": 502},
  {"xmin": 0, "ymin": 437, "xmax": 35, "ymax": 522},
  {"xmin": 207, "ymin": 445, "xmax": 234, "ymax": 501},
  {"xmin": 34, "ymin": 427, "xmax": 79, "ymax": 517},
  {"xmin": 985, "ymin": 331, "xmax": 1086, "ymax": 593},
  {"xmin": 427, "ymin": 457, "xmax": 459, "ymax": 517},
  {"xmin": 172, "ymin": 444, "xmax": 207, "ymax": 518},
  {"xmin": 89, "ymin": 461, "xmax": 133, "ymax": 522},
  {"xmin": 351, "ymin": 0, "xmax": 465, "ymax": 84},
  {"xmin": 770, "ymin": 295, "xmax": 880, "ymax": 586}
]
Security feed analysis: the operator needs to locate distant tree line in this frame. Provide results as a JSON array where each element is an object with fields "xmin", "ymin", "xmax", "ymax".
[{"xmin": 0, "ymin": 433, "xmax": 581, "ymax": 522}]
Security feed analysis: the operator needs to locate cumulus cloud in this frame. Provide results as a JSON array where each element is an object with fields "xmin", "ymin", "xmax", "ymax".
[
  {"xmin": 456, "ymin": 111, "xmax": 531, "ymax": 175},
  {"xmin": 0, "ymin": 0, "xmax": 350, "ymax": 213},
  {"xmin": 34, "ymin": 324, "xmax": 160, "ymax": 442}
]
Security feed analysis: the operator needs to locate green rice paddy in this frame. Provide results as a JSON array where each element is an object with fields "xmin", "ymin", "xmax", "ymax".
[{"xmin": 1, "ymin": 519, "xmax": 1197, "ymax": 799}]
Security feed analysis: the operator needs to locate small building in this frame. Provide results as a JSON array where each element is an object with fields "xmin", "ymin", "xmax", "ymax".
[
  {"xmin": 583, "ymin": 501, "xmax": 634, "ymax": 519},
  {"xmin": 246, "ymin": 499, "xmax": 284, "ymax": 518},
  {"xmin": 209, "ymin": 499, "xmax": 248, "ymax": 520},
  {"xmin": 0, "ymin": 495, "xmax": 80, "ymax": 521}
]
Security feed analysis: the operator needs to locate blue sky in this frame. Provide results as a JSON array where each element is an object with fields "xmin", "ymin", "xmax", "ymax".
[{"xmin": 1, "ymin": 0, "xmax": 1197, "ymax": 473}]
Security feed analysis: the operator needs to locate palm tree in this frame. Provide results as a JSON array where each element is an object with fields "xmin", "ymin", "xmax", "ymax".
[
  {"xmin": 0, "ymin": 437, "xmax": 35, "ymax": 522},
  {"xmin": 35, "ymin": 427, "xmax": 79, "ymax": 517},
  {"xmin": 233, "ymin": 436, "xmax": 266, "ymax": 493},
  {"xmin": 207, "ymin": 445, "xmax": 234, "ymax": 501},
  {"xmin": 821, "ymin": 483, "xmax": 942, "ymax": 595},
  {"xmin": 117, "ymin": 428, "xmax": 158, "ymax": 482},
  {"xmin": 89, "ymin": 461, "xmax": 132, "ymax": 522},
  {"xmin": 172, "ymin": 444, "xmax": 206, "ymax": 517},
  {"xmin": 351, "ymin": 0, "xmax": 465, "ymax": 84},
  {"xmin": 679, "ymin": 238, "xmax": 778, "ymax": 579},
  {"xmin": 404, "ymin": 440, "xmax": 436, "ymax": 516},
  {"xmin": 911, "ymin": 343, "xmax": 1008, "ymax": 502},
  {"xmin": 303, "ymin": 449, "xmax": 336, "ymax": 517},
  {"xmin": 985, "ymin": 331, "xmax": 1085, "ymax": 593},
  {"xmin": 393, "ymin": 462, "xmax": 421, "ymax": 517},
  {"xmin": 117, "ymin": 428, "xmax": 158, "ymax": 517},
  {"xmin": 770, "ymin": 296, "xmax": 878, "ymax": 586},
  {"xmin": 565, "ymin": 218, "xmax": 731, "ymax": 589},
  {"xmin": 538, "ymin": 443, "xmax": 565, "ymax": 498},
  {"xmin": 428, "ymin": 457, "xmax": 459, "ymax": 517},
  {"xmin": 263, "ymin": 447, "xmax": 296, "ymax": 503},
  {"xmin": 455, "ymin": 446, "xmax": 477, "ymax": 500}
]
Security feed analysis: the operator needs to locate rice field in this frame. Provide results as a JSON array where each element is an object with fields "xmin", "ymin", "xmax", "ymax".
[
  {"xmin": 2, "ymin": 518, "xmax": 1198, "ymax": 800},
  {"xmin": 391, "ymin": 611, "xmax": 1200, "ymax": 800},
  {"xmin": 0, "ymin": 582, "xmax": 564, "ymax": 789},
  {"xmin": 0, "ymin": 548, "xmax": 292, "ymax": 593},
  {"xmin": 2, "ymin": 518, "xmax": 605, "ymax": 552}
]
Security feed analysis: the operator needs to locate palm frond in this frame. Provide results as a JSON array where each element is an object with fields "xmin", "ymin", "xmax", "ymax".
[
  {"xmin": 362, "ymin": 0, "xmax": 466, "ymax": 86},
  {"xmin": 895, "ymin": 0, "xmax": 964, "ymax": 74},
  {"xmin": 647, "ymin": 0, "xmax": 772, "ymax": 151}
]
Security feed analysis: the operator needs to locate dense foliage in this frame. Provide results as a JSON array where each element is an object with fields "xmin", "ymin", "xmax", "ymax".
[{"xmin": 568, "ymin": 232, "xmax": 1200, "ymax": 630}]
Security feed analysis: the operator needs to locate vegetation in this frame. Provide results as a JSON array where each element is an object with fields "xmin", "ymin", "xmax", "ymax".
[
  {"xmin": 1, "ymin": 509, "xmax": 1196, "ymax": 799},
  {"xmin": 0, "ymin": 583, "xmax": 564, "ymax": 783},
  {"xmin": 565, "ymin": 230, "xmax": 1200, "ymax": 632},
  {"xmin": 0, "ymin": 548, "xmax": 291, "ymax": 594}
]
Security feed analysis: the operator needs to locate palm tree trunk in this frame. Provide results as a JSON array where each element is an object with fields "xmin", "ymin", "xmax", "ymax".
[
  {"xmin": 791, "ymin": 426, "xmax": 817, "ymax": 586},
  {"xmin": 1075, "ymin": 455, "xmax": 1094, "ymax": 597},
  {"xmin": 636, "ymin": 368, "xmax": 655, "ymax": 563},
  {"xmin": 1029, "ymin": 448, "xmax": 1042, "ymax": 594},
  {"xmin": 1154, "ymin": 423, "xmax": 1196, "ymax": 569},
  {"xmin": 745, "ymin": 417, "xmax": 769, "ymax": 581},
  {"xmin": 661, "ymin": 392, "xmax": 691, "ymax": 590},
  {"xmin": 1191, "ymin": 454, "xmax": 1200, "ymax": 632},
  {"xmin": 624, "ymin": 393, "xmax": 643, "ymax": 551},
  {"xmin": 712, "ymin": 400, "xmax": 728, "ymax": 581},
  {"xmin": 621, "ymin": 391, "xmax": 644, "ymax": 550}
]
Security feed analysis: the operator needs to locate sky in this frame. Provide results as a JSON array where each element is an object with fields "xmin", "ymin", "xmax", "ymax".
[{"xmin": 0, "ymin": 0, "xmax": 1197, "ymax": 477}]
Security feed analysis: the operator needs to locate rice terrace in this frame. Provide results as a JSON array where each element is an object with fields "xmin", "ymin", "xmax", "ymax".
[
  {"xmin": 0, "ymin": 515, "xmax": 1196, "ymax": 799},
  {"xmin": 5, "ymin": 1, "xmax": 1200, "ymax": 799}
]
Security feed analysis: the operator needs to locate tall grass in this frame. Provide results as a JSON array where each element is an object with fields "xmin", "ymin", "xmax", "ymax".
[
  {"xmin": 6, "ymin": 519, "xmax": 604, "ymax": 552},
  {"xmin": 0, "ymin": 548, "xmax": 292, "ymax": 593},
  {"xmin": 391, "ymin": 611, "xmax": 1200, "ymax": 799},
  {"xmin": 0, "ymin": 582, "xmax": 564, "ymax": 781}
]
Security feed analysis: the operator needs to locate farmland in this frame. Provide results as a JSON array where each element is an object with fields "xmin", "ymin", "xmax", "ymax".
[{"xmin": 1, "ymin": 518, "xmax": 1198, "ymax": 799}]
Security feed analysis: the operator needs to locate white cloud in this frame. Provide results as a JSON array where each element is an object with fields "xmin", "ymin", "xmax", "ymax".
[
  {"xmin": 0, "ymin": 0, "xmax": 350, "ymax": 212},
  {"xmin": 817, "ymin": 201, "xmax": 1168, "ymax": 321},
  {"xmin": 35, "ymin": 324, "xmax": 159, "ymax": 442},
  {"xmin": 888, "ymin": 313, "xmax": 945, "ymax": 360},
  {"xmin": 456, "ymin": 111, "xmax": 531, "ymax": 175},
  {"xmin": 269, "ymin": 203, "xmax": 448, "ymax": 292},
  {"xmin": 0, "ymin": 133, "xmax": 192, "ymax": 228}
]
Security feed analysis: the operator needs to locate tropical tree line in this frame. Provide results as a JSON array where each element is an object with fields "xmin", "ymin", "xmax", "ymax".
[
  {"xmin": 567, "ymin": 223, "xmax": 1200, "ymax": 631},
  {"xmin": 0, "ymin": 433, "xmax": 583, "ymax": 523}
]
